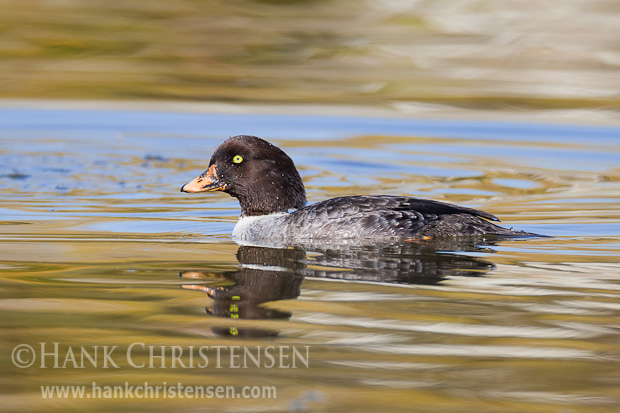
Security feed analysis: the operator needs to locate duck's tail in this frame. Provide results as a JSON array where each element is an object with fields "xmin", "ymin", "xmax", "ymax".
[{"xmin": 417, "ymin": 213, "xmax": 547, "ymax": 238}]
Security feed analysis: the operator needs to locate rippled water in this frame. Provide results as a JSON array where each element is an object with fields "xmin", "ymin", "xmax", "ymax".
[{"xmin": 1, "ymin": 104, "xmax": 619, "ymax": 411}]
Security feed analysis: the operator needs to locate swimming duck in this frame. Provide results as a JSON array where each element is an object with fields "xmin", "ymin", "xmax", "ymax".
[{"xmin": 181, "ymin": 135, "xmax": 536, "ymax": 242}]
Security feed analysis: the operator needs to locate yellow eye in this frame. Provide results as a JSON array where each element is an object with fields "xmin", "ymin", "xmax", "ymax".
[{"xmin": 233, "ymin": 155, "xmax": 243, "ymax": 164}]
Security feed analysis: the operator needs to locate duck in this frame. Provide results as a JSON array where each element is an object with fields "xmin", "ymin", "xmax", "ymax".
[{"xmin": 181, "ymin": 135, "xmax": 538, "ymax": 243}]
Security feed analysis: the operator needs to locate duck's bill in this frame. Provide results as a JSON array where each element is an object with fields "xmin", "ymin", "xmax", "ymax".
[{"xmin": 180, "ymin": 164, "xmax": 227, "ymax": 193}]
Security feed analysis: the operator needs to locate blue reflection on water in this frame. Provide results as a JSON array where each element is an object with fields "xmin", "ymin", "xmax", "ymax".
[{"xmin": 2, "ymin": 108, "xmax": 620, "ymax": 143}]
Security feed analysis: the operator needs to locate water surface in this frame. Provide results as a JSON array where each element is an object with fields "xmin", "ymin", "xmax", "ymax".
[
  {"xmin": 1, "ymin": 104, "xmax": 620, "ymax": 412},
  {"xmin": 2, "ymin": 0, "xmax": 620, "ymax": 115}
]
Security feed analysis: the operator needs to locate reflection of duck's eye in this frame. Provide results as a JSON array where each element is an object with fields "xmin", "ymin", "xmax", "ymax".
[{"xmin": 233, "ymin": 155, "xmax": 243, "ymax": 164}]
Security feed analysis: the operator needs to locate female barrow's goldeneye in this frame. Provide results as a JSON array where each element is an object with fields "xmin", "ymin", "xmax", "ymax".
[{"xmin": 181, "ymin": 135, "xmax": 538, "ymax": 242}]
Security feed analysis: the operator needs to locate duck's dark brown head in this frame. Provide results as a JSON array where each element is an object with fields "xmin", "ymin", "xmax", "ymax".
[{"xmin": 181, "ymin": 135, "xmax": 307, "ymax": 217}]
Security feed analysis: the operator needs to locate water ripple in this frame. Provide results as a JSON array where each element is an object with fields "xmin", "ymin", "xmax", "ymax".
[{"xmin": 297, "ymin": 313, "xmax": 600, "ymax": 339}]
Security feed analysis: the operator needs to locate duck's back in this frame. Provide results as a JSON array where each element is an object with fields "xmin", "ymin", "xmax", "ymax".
[{"xmin": 279, "ymin": 195, "xmax": 526, "ymax": 240}]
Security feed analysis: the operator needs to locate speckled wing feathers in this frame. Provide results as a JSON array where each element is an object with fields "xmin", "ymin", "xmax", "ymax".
[{"xmin": 285, "ymin": 195, "xmax": 498, "ymax": 240}]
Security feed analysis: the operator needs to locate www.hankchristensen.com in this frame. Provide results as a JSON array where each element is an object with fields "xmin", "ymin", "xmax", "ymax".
[{"xmin": 41, "ymin": 382, "xmax": 277, "ymax": 399}]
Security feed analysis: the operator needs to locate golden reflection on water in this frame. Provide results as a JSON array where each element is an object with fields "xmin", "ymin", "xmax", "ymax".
[
  {"xmin": 2, "ymin": 238, "xmax": 619, "ymax": 411},
  {"xmin": 2, "ymin": 0, "xmax": 620, "ymax": 115}
]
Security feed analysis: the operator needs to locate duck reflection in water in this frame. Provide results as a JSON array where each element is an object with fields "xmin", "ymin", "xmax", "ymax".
[
  {"xmin": 180, "ymin": 237, "xmax": 503, "ymax": 338},
  {"xmin": 181, "ymin": 246, "xmax": 305, "ymax": 338}
]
